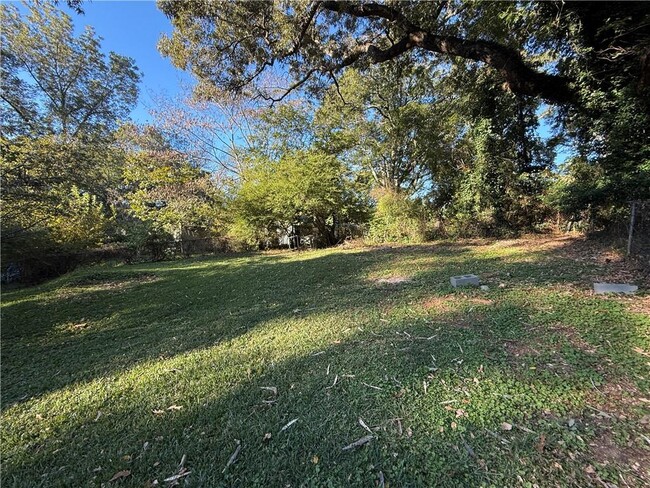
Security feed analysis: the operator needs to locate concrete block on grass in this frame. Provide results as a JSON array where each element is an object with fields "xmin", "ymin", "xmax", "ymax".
[
  {"xmin": 593, "ymin": 283, "xmax": 638, "ymax": 294},
  {"xmin": 450, "ymin": 274, "xmax": 480, "ymax": 288}
]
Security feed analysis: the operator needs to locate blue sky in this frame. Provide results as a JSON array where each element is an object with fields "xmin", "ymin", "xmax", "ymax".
[
  {"xmin": 12, "ymin": 0, "xmax": 569, "ymax": 164},
  {"xmin": 59, "ymin": 0, "xmax": 191, "ymax": 123}
]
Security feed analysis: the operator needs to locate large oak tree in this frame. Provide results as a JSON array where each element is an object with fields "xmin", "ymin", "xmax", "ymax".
[{"xmin": 157, "ymin": 1, "xmax": 648, "ymax": 105}]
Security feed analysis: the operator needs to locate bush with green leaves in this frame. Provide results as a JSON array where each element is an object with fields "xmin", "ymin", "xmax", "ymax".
[
  {"xmin": 231, "ymin": 149, "xmax": 370, "ymax": 248},
  {"xmin": 1, "ymin": 136, "xmax": 115, "ymax": 266},
  {"xmin": 366, "ymin": 189, "xmax": 427, "ymax": 244}
]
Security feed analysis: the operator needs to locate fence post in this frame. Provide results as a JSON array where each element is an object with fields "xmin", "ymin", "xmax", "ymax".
[{"xmin": 627, "ymin": 201, "xmax": 636, "ymax": 256}]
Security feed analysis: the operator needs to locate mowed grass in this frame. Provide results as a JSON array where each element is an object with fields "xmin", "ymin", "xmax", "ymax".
[{"xmin": 1, "ymin": 237, "xmax": 649, "ymax": 487}]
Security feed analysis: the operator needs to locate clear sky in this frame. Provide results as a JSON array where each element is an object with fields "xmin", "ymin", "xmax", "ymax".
[{"xmin": 59, "ymin": 0, "xmax": 192, "ymax": 123}]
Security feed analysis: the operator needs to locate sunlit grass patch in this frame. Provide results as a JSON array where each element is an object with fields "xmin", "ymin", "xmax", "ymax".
[{"xmin": 2, "ymin": 237, "xmax": 648, "ymax": 487}]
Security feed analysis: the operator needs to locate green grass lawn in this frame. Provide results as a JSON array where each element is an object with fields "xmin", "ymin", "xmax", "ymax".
[{"xmin": 2, "ymin": 237, "xmax": 649, "ymax": 487}]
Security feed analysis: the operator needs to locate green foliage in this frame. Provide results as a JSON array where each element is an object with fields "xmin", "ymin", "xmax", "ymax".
[
  {"xmin": 367, "ymin": 189, "xmax": 427, "ymax": 243},
  {"xmin": 544, "ymin": 157, "xmax": 647, "ymax": 230},
  {"xmin": 545, "ymin": 158, "xmax": 607, "ymax": 219},
  {"xmin": 233, "ymin": 149, "xmax": 369, "ymax": 247},
  {"xmin": 0, "ymin": 3, "xmax": 140, "ymax": 276},
  {"xmin": 120, "ymin": 220, "xmax": 175, "ymax": 262},
  {"xmin": 118, "ymin": 125, "xmax": 228, "ymax": 242},
  {"xmin": 435, "ymin": 64, "xmax": 554, "ymax": 236},
  {"xmin": 48, "ymin": 186, "xmax": 112, "ymax": 249},
  {"xmin": 157, "ymin": 1, "xmax": 571, "ymax": 103},
  {"xmin": 315, "ymin": 62, "xmax": 443, "ymax": 195},
  {"xmin": 157, "ymin": 0, "xmax": 648, "ymax": 239},
  {"xmin": 1, "ymin": 136, "xmax": 118, "ymax": 263},
  {"xmin": 0, "ymin": 2, "xmax": 140, "ymax": 139},
  {"xmin": 535, "ymin": 2, "xmax": 650, "ymax": 214}
]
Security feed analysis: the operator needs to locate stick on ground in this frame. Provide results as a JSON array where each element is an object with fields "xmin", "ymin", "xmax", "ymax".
[
  {"xmin": 222, "ymin": 440, "xmax": 241, "ymax": 473},
  {"xmin": 342, "ymin": 435, "xmax": 373, "ymax": 451}
]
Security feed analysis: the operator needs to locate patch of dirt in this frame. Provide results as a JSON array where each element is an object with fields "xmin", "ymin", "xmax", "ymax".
[
  {"xmin": 447, "ymin": 312, "xmax": 488, "ymax": 330},
  {"xmin": 422, "ymin": 296, "xmax": 454, "ymax": 313},
  {"xmin": 503, "ymin": 339, "xmax": 542, "ymax": 358},
  {"xmin": 502, "ymin": 335, "xmax": 580, "ymax": 375},
  {"xmin": 374, "ymin": 276, "xmax": 412, "ymax": 285},
  {"xmin": 589, "ymin": 379, "xmax": 647, "ymax": 416},
  {"xmin": 422, "ymin": 294, "xmax": 493, "ymax": 312},
  {"xmin": 491, "ymin": 234, "xmax": 648, "ymax": 284},
  {"xmin": 552, "ymin": 236, "xmax": 648, "ymax": 284},
  {"xmin": 338, "ymin": 238, "xmax": 369, "ymax": 249},
  {"xmin": 580, "ymin": 377, "xmax": 650, "ymax": 485},
  {"xmin": 548, "ymin": 323, "xmax": 598, "ymax": 354},
  {"xmin": 61, "ymin": 273, "xmax": 160, "ymax": 295},
  {"xmin": 588, "ymin": 430, "xmax": 650, "ymax": 486},
  {"xmin": 624, "ymin": 295, "xmax": 650, "ymax": 315}
]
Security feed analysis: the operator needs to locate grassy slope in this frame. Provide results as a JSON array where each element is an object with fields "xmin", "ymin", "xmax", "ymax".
[{"xmin": 1, "ymin": 237, "xmax": 648, "ymax": 487}]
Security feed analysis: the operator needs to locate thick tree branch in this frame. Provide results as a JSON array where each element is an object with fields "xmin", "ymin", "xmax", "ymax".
[
  {"xmin": 414, "ymin": 31, "xmax": 574, "ymax": 103},
  {"xmin": 262, "ymin": 36, "xmax": 411, "ymax": 103},
  {"xmin": 286, "ymin": 1, "xmax": 322, "ymax": 56},
  {"xmin": 319, "ymin": 1, "xmax": 574, "ymax": 103}
]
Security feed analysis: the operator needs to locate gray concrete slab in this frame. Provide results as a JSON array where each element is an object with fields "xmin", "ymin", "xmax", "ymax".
[{"xmin": 593, "ymin": 282, "xmax": 638, "ymax": 294}]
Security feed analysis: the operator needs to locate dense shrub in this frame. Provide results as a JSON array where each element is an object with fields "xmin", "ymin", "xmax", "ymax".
[{"xmin": 367, "ymin": 189, "xmax": 427, "ymax": 243}]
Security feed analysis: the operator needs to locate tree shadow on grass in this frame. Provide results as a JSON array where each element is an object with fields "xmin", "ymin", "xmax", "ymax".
[
  {"xmin": 2, "ymin": 238, "xmax": 649, "ymax": 486},
  {"xmin": 0, "ymin": 245, "xmax": 517, "ymax": 407},
  {"xmin": 3, "ymin": 293, "xmax": 647, "ymax": 487},
  {"xmin": 2, "ymin": 238, "xmax": 646, "ymax": 409}
]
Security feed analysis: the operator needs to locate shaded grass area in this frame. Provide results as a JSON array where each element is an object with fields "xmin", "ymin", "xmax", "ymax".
[{"xmin": 1, "ymin": 237, "xmax": 649, "ymax": 487}]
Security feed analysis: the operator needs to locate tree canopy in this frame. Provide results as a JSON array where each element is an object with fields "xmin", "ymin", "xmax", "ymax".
[
  {"xmin": 158, "ymin": 1, "xmax": 648, "ymax": 106},
  {"xmin": 1, "ymin": 1, "xmax": 648, "ymax": 281},
  {"xmin": 1, "ymin": 2, "xmax": 140, "ymax": 139}
]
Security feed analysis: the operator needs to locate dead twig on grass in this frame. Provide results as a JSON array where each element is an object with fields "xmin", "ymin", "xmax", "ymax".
[
  {"xmin": 222, "ymin": 440, "xmax": 241, "ymax": 473},
  {"xmin": 359, "ymin": 418, "xmax": 373, "ymax": 434},
  {"xmin": 342, "ymin": 435, "xmax": 373, "ymax": 451},
  {"xmin": 280, "ymin": 418, "xmax": 298, "ymax": 432}
]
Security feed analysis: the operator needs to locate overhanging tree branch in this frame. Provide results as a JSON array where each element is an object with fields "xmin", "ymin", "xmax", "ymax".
[{"xmin": 318, "ymin": 1, "xmax": 574, "ymax": 103}]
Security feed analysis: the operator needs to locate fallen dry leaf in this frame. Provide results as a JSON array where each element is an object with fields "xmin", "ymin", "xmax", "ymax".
[
  {"xmin": 166, "ymin": 405, "xmax": 183, "ymax": 411},
  {"xmin": 109, "ymin": 469, "xmax": 131, "ymax": 482},
  {"xmin": 359, "ymin": 417, "xmax": 373, "ymax": 434},
  {"xmin": 222, "ymin": 440, "xmax": 241, "ymax": 473},
  {"xmin": 501, "ymin": 422, "xmax": 513, "ymax": 431},
  {"xmin": 163, "ymin": 468, "xmax": 190, "ymax": 482},
  {"xmin": 536, "ymin": 434, "xmax": 546, "ymax": 453}
]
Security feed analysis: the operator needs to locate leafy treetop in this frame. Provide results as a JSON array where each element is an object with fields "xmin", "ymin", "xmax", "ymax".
[{"xmin": 1, "ymin": 2, "xmax": 140, "ymax": 140}]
